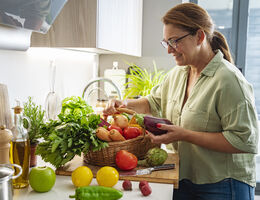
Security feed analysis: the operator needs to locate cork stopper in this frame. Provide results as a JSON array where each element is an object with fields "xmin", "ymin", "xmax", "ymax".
[
  {"xmin": 12, "ymin": 100, "xmax": 23, "ymax": 114},
  {"xmin": 13, "ymin": 106, "xmax": 23, "ymax": 114},
  {"xmin": 0, "ymin": 125, "xmax": 6, "ymax": 130}
]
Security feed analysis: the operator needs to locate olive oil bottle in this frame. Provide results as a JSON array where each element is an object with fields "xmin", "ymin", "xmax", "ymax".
[{"xmin": 10, "ymin": 102, "xmax": 30, "ymax": 189}]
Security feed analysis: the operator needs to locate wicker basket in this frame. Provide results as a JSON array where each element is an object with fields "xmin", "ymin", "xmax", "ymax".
[
  {"xmin": 84, "ymin": 134, "xmax": 160, "ymax": 166},
  {"xmin": 84, "ymin": 107, "xmax": 160, "ymax": 166}
]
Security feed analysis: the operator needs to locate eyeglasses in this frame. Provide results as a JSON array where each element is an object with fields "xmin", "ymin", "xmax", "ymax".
[{"xmin": 161, "ymin": 33, "xmax": 192, "ymax": 49}]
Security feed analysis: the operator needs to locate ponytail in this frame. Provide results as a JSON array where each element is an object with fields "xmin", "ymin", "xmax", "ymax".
[{"xmin": 211, "ymin": 31, "xmax": 234, "ymax": 64}]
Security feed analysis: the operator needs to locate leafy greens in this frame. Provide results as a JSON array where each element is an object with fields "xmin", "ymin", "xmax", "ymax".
[{"xmin": 36, "ymin": 96, "xmax": 108, "ymax": 168}]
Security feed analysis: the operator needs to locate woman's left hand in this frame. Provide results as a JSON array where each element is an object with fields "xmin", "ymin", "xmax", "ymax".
[{"xmin": 147, "ymin": 123, "xmax": 188, "ymax": 144}]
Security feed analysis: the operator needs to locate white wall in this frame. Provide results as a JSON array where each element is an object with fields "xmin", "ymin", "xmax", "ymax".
[
  {"xmin": 0, "ymin": 48, "xmax": 97, "ymax": 107},
  {"xmin": 99, "ymin": 0, "xmax": 181, "ymax": 75},
  {"xmin": 142, "ymin": 0, "xmax": 182, "ymax": 57}
]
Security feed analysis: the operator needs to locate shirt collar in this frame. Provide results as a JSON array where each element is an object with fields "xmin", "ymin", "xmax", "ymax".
[
  {"xmin": 200, "ymin": 50, "xmax": 223, "ymax": 77},
  {"xmin": 178, "ymin": 50, "xmax": 224, "ymax": 76}
]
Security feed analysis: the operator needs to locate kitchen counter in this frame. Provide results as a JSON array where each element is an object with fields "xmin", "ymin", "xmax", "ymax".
[
  {"xmin": 13, "ymin": 156, "xmax": 174, "ymax": 200},
  {"xmin": 13, "ymin": 176, "xmax": 173, "ymax": 200}
]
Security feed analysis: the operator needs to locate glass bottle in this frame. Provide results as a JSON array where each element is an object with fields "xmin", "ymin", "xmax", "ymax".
[{"xmin": 10, "ymin": 101, "xmax": 30, "ymax": 189}]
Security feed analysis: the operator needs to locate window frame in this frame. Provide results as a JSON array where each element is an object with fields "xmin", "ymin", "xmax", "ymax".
[{"xmin": 189, "ymin": 0, "xmax": 249, "ymax": 75}]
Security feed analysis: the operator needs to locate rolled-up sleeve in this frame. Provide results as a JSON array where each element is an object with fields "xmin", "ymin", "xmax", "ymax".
[
  {"xmin": 222, "ymin": 100, "xmax": 259, "ymax": 153},
  {"xmin": 146, "ymin": 84, "xmax": 163, "ymax": 117}
]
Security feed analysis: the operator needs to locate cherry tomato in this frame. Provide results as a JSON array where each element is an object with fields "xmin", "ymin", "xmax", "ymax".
[
  {"xmin": 123, "ymin": 127, "xmax": 142, "ymax": 139},
  {"xmin": 108, "ymin": 125, "xmax": 123, "ymax": 135},
  {"xmin": 115, "ymin": 150, "xmax": 137, "ymax": 171}
]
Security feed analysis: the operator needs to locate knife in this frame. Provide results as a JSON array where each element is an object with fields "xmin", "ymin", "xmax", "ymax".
[{"xmin": 119, "ymin": 164, "xmax": 175, "ymax": 176}]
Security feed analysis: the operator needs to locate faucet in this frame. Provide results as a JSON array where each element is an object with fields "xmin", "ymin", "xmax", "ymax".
[{"xmin": 82, "ymin": 77, "xmax": 123, "ymax": 100}]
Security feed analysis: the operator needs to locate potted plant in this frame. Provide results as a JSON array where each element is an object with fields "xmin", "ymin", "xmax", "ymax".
[
  {"xmin": 124, "ymin": 61, "xmax": 167, "ymax": 99},
  {"xmin": 23, "ymin": 97, "xmax": 45, "ymax": 167}
]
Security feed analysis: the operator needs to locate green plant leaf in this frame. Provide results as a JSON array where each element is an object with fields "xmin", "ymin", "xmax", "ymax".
[
  {"xmin": 123, "ymin": 62, "xmax": 167, "ymax": 98},
  {"xmin": 36, "ymin": 96, "xmax": 108, "ymax": 168},
  {"xmin": 23, "ymin": 96, "xmax": 45, "ymax": 144}
]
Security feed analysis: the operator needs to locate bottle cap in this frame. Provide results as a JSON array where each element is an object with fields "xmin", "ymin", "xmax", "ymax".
[
  {"xmin": 12, "ymin": 100, "xmax": 23, "ymax": 114},
  {"xmin": 13, "ymin": 106, "xmax": 23, "ymax": 114}
]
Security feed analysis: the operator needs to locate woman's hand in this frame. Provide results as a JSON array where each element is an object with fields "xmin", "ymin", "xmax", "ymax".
[
  {"xmin": 147, "ymin": 123, "xmax": 188, "ymax": 144},
  {"xmin": 148, "ymin": 123, "xmax": 244, "ymax": 153},
  {"xmin": 103, "ymin": 99, "xmax": 127, "ymax": 116}
]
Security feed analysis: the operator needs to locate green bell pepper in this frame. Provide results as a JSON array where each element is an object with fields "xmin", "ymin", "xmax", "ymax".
[{"xmin": 69, "ymin": 186, "xmax": 123, "ymax": 200}]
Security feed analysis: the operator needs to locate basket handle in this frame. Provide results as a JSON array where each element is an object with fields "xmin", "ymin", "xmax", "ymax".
[
  {"xmin": 116, "ymin": 107, "xmax": 136, "ymax": 115},
  {"xmin": 103, "ymin": 107, "xmax": 136, "ymax": 121}
]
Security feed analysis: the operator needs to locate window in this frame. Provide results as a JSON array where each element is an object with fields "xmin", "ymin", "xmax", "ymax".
[
  {"xmin": 198, "ymin": 0, "xmax": 234, "ymax": 53},
  {"xmin": 245, "ymin": 0, "xmax": 260, "ymax": 119}
]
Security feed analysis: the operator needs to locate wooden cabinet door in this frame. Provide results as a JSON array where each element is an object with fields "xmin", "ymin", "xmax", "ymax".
[
  {"xmin": 31, "ymin": 0, "xmax": 143, "ymax": 57},
  {"xmin": 31, "ymin": 0, "xmax": 97, "ymax": 48}
]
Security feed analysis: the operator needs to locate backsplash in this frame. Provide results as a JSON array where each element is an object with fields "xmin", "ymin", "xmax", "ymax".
[{"xmin": 0, "ymin": 48, "xmax": 98, "ymax": 107}]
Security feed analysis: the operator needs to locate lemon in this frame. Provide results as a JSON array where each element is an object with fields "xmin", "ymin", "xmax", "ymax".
[
  {"xmin": 71, "ymin": 166, "xmax": 93, "ymax": 187},
  {"xmin": 96, "ymin": 166, "xmax": 119, "ymax": 187}
]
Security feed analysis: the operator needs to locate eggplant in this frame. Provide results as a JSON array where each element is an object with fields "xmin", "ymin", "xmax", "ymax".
[
  {"xmin": 135, "ymin": 114, "xmax": 173, "ymax": 135},
  {"xmin": 98, "ymin": 118, "xmax": 110, "ymax": 127}
]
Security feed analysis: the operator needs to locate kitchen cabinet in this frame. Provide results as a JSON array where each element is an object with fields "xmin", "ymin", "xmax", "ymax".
[{"xmin": 30, "ymin": 0, "xmax": 143, "ymax": 57}]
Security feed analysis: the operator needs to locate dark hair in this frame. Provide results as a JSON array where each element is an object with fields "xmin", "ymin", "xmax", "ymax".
[{"xmin": 162, "ymin": 3, "xmax": 233, "ymax": 64}]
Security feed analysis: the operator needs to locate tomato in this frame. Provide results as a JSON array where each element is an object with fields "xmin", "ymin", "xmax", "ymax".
[
  {"xmin": 115, "ymin": 150, "xmax": 137, "ymax": 171},
  {"xmin": 108, "ymin": 125, "xmax": 123, "ymax": 135},
  {"xmin": 123, "ymin": 127, "xmax": 142, "ymax": 139}
]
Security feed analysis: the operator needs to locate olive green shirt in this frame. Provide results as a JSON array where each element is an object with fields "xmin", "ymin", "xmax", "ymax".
[{"xmin": 146, "ymin": 50, "xmax": 259, "ymax": 187}]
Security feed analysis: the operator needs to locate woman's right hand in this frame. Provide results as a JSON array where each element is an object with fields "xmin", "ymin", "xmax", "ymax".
[{"xmin": 103, "ymin": 99, "xmax": 127, "ymax": 116}]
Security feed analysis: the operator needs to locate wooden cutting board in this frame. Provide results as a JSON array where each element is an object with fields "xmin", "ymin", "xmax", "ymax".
[{"xmin": 56, "ymin": 153, "xmax": 179, "ymax": 188}]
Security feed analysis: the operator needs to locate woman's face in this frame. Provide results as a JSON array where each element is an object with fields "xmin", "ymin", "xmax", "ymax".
[{"xmin": 163, "ymin": 24, "xmax": 198, "ymax": 66}]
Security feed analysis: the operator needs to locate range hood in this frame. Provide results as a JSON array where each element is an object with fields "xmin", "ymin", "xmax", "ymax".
[{"xmin": 0, "ymin": 0, "xmax": 67, "ymax": 50}]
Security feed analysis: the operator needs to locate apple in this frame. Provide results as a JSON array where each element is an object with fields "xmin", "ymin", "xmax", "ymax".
[{"xmin": 29, "ymin": 166, "xmax": 56, "ymax": 192}]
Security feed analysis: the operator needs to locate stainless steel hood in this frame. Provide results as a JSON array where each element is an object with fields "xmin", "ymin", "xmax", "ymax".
[
  {"xmin": 0, "ymin": 0, "xmax": 67, "ymax": 50},
  {"xmin": 0, "ymin": 25, "xmax": 31, "ymax": 51},
  {"xmin": 0, "ymin": 0, "xmax": 67, "ymax": 34}
]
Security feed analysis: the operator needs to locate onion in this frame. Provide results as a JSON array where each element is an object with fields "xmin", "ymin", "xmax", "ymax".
[{"xmin": 113, "ymin": 114, "xmax": 129, "ymax": 129}]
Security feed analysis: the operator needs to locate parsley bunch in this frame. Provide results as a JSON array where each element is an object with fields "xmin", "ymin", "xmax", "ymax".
[{"xmin": 36, "ymin": 96, "xmax": 108, "ymax": 168}]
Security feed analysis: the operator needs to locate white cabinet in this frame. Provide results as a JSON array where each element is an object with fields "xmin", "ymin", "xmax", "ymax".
[
  {"xmin": 31, "ymin": 0, "xmax": 143, "ymax": 57},
  {"xmin": 97, "ymin": 0, "xmax": 142, "ymax": 56}
]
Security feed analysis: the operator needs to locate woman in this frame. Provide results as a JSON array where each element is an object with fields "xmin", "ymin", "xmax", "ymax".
[{"xmin": 103, "ymin": 3, "xmax": 259, "ymax": 200}]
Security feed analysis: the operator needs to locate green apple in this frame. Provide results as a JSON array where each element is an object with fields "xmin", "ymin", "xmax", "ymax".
[{"xmin": 29, "ymin": 166, "xmax": 56, "ymax": 192}]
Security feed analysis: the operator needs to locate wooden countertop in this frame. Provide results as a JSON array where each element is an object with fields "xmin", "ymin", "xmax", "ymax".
[{"xmin": 56, "ymin": 153, "xmax": 179, "ymax": 188}]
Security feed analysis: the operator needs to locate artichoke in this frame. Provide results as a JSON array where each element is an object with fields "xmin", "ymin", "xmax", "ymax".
[{"xmin": 138, "ymin": 147, "xmax": 168, "ymax": 167}]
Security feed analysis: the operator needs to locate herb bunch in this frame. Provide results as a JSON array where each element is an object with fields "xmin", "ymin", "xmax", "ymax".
[
  {"xmin": 23, "ymin": 96, "xmax": 45, "ymax": 144},
  {"xmin": 36, "ymin": 96, "xmax": 108, "ymax": 168}
]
